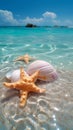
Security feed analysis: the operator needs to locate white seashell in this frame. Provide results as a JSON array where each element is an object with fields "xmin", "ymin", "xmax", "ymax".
[
  {"xmin": 5, "ymin": 69, "xmax": 28, "ymax": 82},
  {"xmin": 5, "ymin": 70, "xmax": 14, "ymax": 80},
  {"xmin": 27, "ymin": 60, "xmax": 58, "ymax": 82}
]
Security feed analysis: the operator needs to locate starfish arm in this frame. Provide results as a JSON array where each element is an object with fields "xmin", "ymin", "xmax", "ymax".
[
  {"xmin": 19, "ymin": 90, "xmax": 28, "ymax": 107},
  {"xmin": 24, "ymin": 54, "xmax": 29, "ymax": 58},
  {"xmin": 27, "ymin": 56, "xmax": 32, "ymax": 61},
  {"xmin": 3, "ymin": 80, "xmax": 27, "ymax": 90},
  {"xmin": 3, "ymin": 81, "xmax": 19, "ymax": 89},
  {"xmin": 29, "ymin": 57, "xmax": 34, "ymax": 61},
  {"xmin": 30, "ymin": 83, "xmax": 46, "ymax": 93},
  {"xmin": 20, "ymin": 67, "xmax": 26, "ymax": 80},
  {"xmin": 31, "ymin": 70, "xmax": 40, "ymax": 82},
  {"xmin": 15, "ymin": 56, "xmax": 23, "ymax": 61},
  {"xmin": 24, "ymin": 58, "xmax": 29, "ymax": 64}
]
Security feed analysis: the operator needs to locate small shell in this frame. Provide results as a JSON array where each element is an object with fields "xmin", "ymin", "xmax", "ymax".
[
  {"xmin": 5, "ymin": 69, "xmax": 28, "ymax": 82},
  {"xmin": 5, "ymin": 70, "xmax": 14, "ymax": 80},
  {"xmin": 27, "ymin": 60, "xmax": 58, "ymax": 82}
]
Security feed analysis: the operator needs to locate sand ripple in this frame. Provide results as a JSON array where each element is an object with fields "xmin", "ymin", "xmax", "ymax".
[{"xmin": 0, "ymin": 67, "xmax": 73, "ymax": 130}]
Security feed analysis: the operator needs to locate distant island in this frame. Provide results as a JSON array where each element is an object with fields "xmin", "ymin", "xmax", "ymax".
[
  {"xmin": 0, "ymin": 24, "xmax": 69, "ymax": 28},
  {"xmin": 53, "ymin": 25, "xmax": 68, "ymax": 28},
  {"xmin": 25, "ymin": 23, "xmax": 68, "ymax": 28},
  {"xmin": 25, "ymin": 23, "xmax": 37, "ymax": 28}
]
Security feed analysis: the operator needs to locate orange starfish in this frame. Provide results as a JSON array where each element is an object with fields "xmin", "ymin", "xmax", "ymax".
[
  {"xmin": 15, "ymin": 54, "xmax": 33, "ymax": 64},
  {"xmin": 3, "ymin": 68, "xmax": 46, "ymax": 107}
]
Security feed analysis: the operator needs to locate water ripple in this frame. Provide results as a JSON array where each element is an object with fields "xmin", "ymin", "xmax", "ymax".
[
  {"xmin": 0, "ymin": 27, "xmax": 73, "ymax": 129},
  {"xmin": 0, "ymin": 68, "xmax": 73, "ymax": 129}
]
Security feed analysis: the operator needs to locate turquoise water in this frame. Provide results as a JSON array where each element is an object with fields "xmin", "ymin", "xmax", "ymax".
[
  {"xmin": 0, "ymin": 27, "xmax": 73, "ymax": 70},
  {"xmin": 0, "ymin": 27, "xmax": 73, "ymax": 130}
]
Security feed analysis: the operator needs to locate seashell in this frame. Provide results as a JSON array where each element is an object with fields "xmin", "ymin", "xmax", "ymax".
[
  {"xmin": 27, "ymin": 60, "xmax": 58, "ymax": 82},
  {"xmin": 5, "ymin": 70, "xmax": 14, "ymax": 80},
  {"xmin": 5, "ymin": 69, "xmax": 28, "ymax": 82}
]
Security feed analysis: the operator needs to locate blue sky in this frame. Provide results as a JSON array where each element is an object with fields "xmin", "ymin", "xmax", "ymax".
[{"xmin": 0, "ymin": 0, "xmax": 73, "ymax": 26}]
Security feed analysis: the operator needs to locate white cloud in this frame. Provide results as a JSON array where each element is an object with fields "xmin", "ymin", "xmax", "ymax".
[
  {"xmin": 64, "ymin": 20, "xmax": 73, "ymax": 25},
  {"xmin": 22, "ymin": 16, "xmax": 43, "ymax": 25},
  {"xmin": 0, "ymin": 10, "xmax": 72, "ymax": 26},
  {"xmin": 0, "ymin": 10, "xmax": 57, "ymax": 26},
  {"xmin": 53, "ymin": 19, "xmax": 73, "ymax": 26},
  {"xmin": 42, "ymin": 11, "xmax": 57, "ymax": 19},
  {"xmin": 0, "ymin": 10, "xmax": 18, "ymax": 26},
  {"xmin": 22, "ymin": 12, "xmax": 57, "ymax": 26},
  {"xmin": 52, "ymin": 19, "xmax": 61, "ymax": 25}
]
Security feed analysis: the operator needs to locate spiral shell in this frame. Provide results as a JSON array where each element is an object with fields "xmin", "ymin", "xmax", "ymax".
[{"xmin": 27, "ymin": 60, "xmax": 58, "ymax": 82}]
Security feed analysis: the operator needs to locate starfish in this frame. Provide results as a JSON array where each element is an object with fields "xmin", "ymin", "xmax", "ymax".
[
  {"xmin": 14, "ymin": 54, "xmax": 33, "ymax": 64},
  {"xmin": 3, "ymin": 68, "xmax": 46, "ymax": 107}
]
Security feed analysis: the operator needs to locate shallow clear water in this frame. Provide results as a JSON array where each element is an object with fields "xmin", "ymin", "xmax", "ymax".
[{"xmin": 0, "ymin": 27, "xmax": 73, "ymax": 130}]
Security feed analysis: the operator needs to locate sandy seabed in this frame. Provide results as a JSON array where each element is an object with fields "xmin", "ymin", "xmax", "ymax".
[{"xmin": 0, "ymin": 63, "xmax": 73, "ymax": 130}]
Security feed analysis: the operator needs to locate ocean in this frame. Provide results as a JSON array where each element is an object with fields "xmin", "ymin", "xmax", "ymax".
[{"xmin": 0, "ymin": 26, "xmax": 73, "ymax": 130}]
